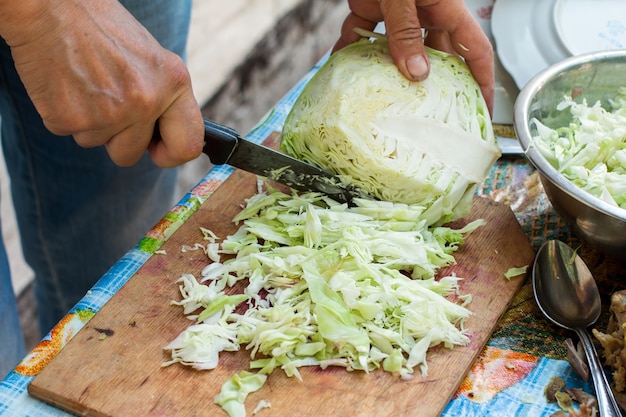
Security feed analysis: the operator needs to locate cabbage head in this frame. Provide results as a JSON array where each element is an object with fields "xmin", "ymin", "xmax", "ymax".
[{"xmin": 280, "ymin": 37, "xmax": 500, "ymax": 225}]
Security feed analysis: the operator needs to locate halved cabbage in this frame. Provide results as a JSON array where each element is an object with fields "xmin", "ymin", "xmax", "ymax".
[{"xmin": 281, "ymin": 36, "xmax": 500, "ymax": 225}]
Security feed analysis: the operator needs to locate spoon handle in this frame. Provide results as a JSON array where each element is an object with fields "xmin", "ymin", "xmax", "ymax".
[{"xmin": 577, "ymin": 329, "xmax": 622, "ymax": 416}]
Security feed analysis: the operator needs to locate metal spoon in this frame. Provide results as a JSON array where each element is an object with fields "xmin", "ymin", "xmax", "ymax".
[{"xmin": 532, "ymin": 240, "xmax": 622, "ymax": 416}]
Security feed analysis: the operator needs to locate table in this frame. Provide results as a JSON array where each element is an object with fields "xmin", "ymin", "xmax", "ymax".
[{"xmin": 2, "ymin": 50, "xmax": 625, "ymax": 417}]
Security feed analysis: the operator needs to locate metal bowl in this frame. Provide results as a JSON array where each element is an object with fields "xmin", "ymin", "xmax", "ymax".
[{"xmin": 514, "ymin": 50, "xmax": 626, "ymax": 259}]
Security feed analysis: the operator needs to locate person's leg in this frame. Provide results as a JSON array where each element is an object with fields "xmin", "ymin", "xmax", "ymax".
[
  {"xmin": 0, "ymin": 0, "xmax": 193, "ymax": 335},
  {"xmin": 120, "ymin": 0, "xmax": 192, "ymax": 61},
  {"xmin": 0, "ymin": 232, "xmax": 26, "ymax": 378}
]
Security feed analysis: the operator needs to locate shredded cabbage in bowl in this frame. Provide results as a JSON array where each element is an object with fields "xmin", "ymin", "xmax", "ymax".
[{"xmin": 531, "ymin": 87, "xmax": 626, "ymax": 209}]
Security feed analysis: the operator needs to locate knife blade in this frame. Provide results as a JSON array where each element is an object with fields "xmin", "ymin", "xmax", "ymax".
[
  {"xmin": 198, "ymin": 118, "xmax": 370, "ymax": 205},
  {"xmin": 497, "ymin": 136, "xmax": 524, "ymax": 155},
  {"xmin": 493, "ymin": 124, "xmax": 523, "ymax": 156}
]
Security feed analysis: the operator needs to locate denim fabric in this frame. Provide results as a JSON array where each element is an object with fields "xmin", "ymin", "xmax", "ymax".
[
  {"xmin": 0, "ymin": 0, "xmax": 193, "ymax": 372},
  {"xmin": 0, "ymin": 231, "xmax": 26, "ymax": 379}
]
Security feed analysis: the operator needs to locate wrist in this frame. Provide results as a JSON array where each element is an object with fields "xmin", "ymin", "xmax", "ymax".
[{"xmin": 0, "ymin": 0, "xmax": 47, "ymax": 43}]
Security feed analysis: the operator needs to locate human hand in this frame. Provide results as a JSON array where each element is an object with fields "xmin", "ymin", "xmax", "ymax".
[
  {"xmin": 0, "ymin": 0, "xmax": 204, "ymax": 167},
  {"xmin": 333, "ymin": 0, "xmax": 494, "ymax": 114}
]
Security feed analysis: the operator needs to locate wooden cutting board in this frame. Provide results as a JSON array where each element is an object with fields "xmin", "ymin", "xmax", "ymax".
[{"xmin": 29, "ymin": 166, "xmax": 535, "ymax": 417}]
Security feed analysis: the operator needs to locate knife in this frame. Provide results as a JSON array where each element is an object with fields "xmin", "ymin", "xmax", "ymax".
[
  {"xmin": 161, "ymin": 118, "xmax": 370, "ymax": 205},
  {"xmin": 493, "ymin": 123, "xmax": 524, "ymax": 156},
  {"xmin": 497, "ymin": 136, "xmax": 524, "ymax": 155}
]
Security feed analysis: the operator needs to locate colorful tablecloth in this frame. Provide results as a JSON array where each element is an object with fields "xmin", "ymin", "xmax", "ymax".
[{"xmin": 2, "ymin": 48, "xmax": 625, "ymax": 417}]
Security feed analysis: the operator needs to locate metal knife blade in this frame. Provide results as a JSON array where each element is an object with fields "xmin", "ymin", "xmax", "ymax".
[
  {"xmin": 201, "ymin": 118, "xmax": 370, "ymax": 205},
  {"xmin": 493, "ymin": 124, "xmax": 523, "ymax": 156},
  {"xmin": 497, "ymin": 136, "xmax": 524, "ymax": 155}
]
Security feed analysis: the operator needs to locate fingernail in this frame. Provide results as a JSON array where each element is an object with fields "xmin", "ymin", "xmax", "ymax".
[{"xmin": 406, "ymin": 55, "xmax": 429, "ymax": 80}]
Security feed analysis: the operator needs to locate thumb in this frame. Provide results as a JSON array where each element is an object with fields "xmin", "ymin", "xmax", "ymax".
[{"xmin": 379, "ymin": 1, "xmax": 429, "ymax": 81}]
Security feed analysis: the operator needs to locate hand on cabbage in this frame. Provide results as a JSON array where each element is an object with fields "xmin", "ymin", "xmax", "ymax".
[{"xmin": 334, "ymin": 0, "xmax": 494, "ymax": 113}]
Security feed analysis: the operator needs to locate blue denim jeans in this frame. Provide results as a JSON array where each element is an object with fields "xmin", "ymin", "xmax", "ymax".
[
  {"xmin": 0, "ymin": 242, "xmax": 25, "ymax": 379},
  {"xmin": 0, "ymin": 0, "xmax": 192, "ymax": 377}
]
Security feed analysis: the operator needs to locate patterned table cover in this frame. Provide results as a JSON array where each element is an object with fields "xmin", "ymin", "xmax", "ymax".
[{"xmin": 2, "ymin": 47, "xmax": 625, "ymax": 417}]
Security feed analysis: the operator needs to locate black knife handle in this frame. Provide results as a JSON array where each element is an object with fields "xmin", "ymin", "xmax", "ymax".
[{"xmin": 202, "ymin": 118, "xmax": 239, "ymax": 165}]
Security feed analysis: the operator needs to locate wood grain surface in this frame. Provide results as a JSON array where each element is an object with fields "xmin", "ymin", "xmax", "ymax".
[{"xmin": 29, "ymin": 168, "xmax": 535, "ymax": 417}]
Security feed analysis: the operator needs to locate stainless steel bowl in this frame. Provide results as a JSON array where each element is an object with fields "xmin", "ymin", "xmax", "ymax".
[{"xmin": 514, "ymin": 50, "xmax": 626, "ymax": 259}]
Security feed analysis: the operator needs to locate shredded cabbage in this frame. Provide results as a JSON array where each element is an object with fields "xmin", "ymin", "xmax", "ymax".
[
  {"xmin": 504, "ymin": 265, "xmax": 528, "ymax": 280},
  {"xmin": 164, "ymin": 186, "xmax": 484, "ymax": 416},
  {"xmin": 280, "ymin": 36, "xmax": 500, "ymax": 225},
  {"xmin": 214, "ymin": 371, "xmax": 267, "ymax": 417},
  {"xmin": 531, "ymin": 88, "xmax": 626, "ymax": 209}
]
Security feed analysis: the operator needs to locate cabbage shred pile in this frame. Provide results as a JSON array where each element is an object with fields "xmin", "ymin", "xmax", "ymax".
[
  {"xmin": 163, "ymin": 187, "xmax": 483, "ymax": 415},
  {"xmin": 531, "ymin": 88, "xmax": 626, "ymax": 209}
]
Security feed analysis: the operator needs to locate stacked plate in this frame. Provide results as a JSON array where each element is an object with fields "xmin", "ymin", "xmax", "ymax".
[
  {"xmin": 491, "ymin": 0, "xmax": 626, "ymax": 90},
  {"xmin": 467, "ymin": 0, "xmax": 626, "ymax": 124}
]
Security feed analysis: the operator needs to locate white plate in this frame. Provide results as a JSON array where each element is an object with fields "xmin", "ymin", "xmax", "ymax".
[
  {"xmin": 492, "ymin": 0, "xmax": 626, "ymax": 90},
  {"xmin": 491, "ymin": 0, "xmax": 567, "ymax": 90},
  {"xmin": 554, "ymin": 0, "xmax": 626, "ymax": 55},
  {"xmin": 465, "ymin": 0, "xmax": 519, "ymax": 124}
]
